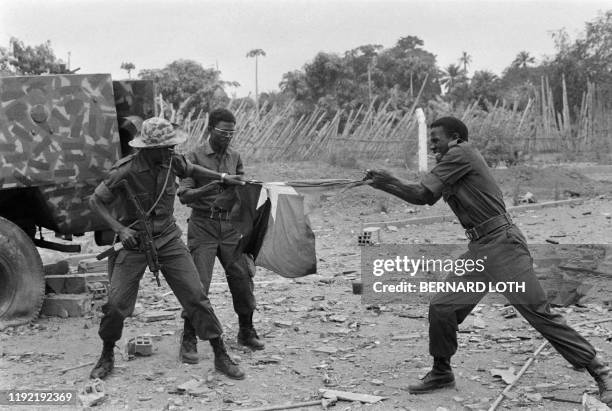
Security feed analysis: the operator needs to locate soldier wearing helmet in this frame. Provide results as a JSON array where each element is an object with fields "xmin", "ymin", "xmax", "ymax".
[{"xmin": 88, "ymin": 117, "xmax": 246, "ymax": 381}]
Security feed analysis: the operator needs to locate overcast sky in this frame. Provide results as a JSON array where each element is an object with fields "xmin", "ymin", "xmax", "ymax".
[{"xmin": 1, "ymin": 0, "xmax": 609, "ymax": 97}]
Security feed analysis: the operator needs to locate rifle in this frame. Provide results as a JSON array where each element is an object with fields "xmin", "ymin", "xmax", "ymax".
[
  {"xmin": 95, "ymin": 179, "xmax": 161, "ymax": 286},
  {"xmin": 118, "ymin": 179, "xmax": 161, "ymax": 286},
  {"xmin": 96, "ymin": 155, "xmax": 175, "ymax": 285}
]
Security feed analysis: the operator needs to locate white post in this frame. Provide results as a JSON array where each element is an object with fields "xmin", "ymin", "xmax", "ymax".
[{"xmin": 416, "ymin": 108, "xmax": 427, "ymax": 172}]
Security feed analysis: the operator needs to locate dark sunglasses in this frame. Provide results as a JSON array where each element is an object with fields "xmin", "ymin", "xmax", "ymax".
[{"xmin": 213, "ymin": 127, "xmax": 236, "ymax": 138}]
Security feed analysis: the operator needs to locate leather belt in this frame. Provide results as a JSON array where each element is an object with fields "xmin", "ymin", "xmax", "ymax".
[
  {"xmin": 465, "ymin": 213, "xmax": 513, "ymax": 241},
  {"xmin": 194, "ymin": 208, "xmax": 232, "ymax": 221}
]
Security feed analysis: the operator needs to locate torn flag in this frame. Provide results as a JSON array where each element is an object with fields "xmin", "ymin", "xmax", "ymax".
[{"xmin": 234, "ymin": 179, "xmax": 363, "ymax": 278}]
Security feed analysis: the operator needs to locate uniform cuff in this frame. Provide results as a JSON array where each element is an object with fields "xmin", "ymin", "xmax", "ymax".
[{"xmin": 421, "ymin": 173, "xmax": 444, "ymax": 198}]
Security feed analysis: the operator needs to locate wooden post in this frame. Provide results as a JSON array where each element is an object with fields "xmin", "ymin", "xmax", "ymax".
[{"xmin": 416, "ymin": 108, "xmax": 427, "ymax": 172}]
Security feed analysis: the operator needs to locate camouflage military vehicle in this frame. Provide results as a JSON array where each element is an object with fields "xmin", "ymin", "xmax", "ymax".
[{"xmin": 0, "ymin": 74, "xmax": 155, "ymax": 327}]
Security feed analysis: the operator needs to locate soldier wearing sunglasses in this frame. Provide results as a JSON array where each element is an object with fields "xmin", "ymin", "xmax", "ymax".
[{"xmin": 177, "ymin": 108, "xmax": 264, "ymax": 365}]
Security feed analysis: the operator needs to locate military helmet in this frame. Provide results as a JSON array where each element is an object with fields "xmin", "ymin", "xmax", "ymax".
[{"xmin": 129, "ymin": 117, "xmax": 186, "ymax": 148}]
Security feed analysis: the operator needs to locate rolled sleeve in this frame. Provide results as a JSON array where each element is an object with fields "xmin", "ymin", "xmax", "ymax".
[
  {"xmin": 420, "ymin": 174, "xmax": 444, "ymax": 204},
  {"xmin": 98, "ymin": 167, "xmax": 128, "ymax": 201},
  {"xmin": 93, "ymin": 182, "xmax": 116, "ymax": 204},
  {"xmin": 178, "ymin": 176, "xmax": 195, "ymax": 195}
]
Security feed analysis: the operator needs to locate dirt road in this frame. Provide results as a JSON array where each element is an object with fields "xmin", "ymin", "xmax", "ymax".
[{"xmin": 1, "ymin": 161, "xmax": 611, "ymax": 410}]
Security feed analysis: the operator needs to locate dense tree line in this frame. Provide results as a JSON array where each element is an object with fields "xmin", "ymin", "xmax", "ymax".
[{"xmin": 1, "ymin": 10, "xmax": 609, "ymax": 122}]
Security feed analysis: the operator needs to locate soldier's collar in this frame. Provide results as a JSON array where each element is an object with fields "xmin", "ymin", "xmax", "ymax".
[
  {"xmin": 133, "ymin": 152, "xmax": 151, "ymax": 172},
  {"xmin": 204, "ymin": 138, "xmax": 216, "ymax": 155},
  {"xmin": 448, "ymin": 139, "xmax": 460, "ymax": 148}
]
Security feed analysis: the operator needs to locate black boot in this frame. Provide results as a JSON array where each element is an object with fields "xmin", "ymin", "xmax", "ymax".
[
  {"xmin": 179, "ymin": 319, "xmax": 199, "ymax": 364},
  {"xmin": 408, "ymin": 357, "xmax": 455, "ymax": 394},
  {"xmin": 586, "ymin": 356, "xmax": 612, "ymax": 406},
  {"xmin": 237, "ymin": 313, "xmax": 265, "ymax": 350},
  {"xmin": 90, "ymin": 342, "xmax": 114, "ymax": 380},
  {"xmin": 210, "ymin": 337, "xmax": 245, "ymax": 380}
]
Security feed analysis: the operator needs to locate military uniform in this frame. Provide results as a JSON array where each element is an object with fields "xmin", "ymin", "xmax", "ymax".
[
  {"xmin": 178, "ymin": 140, "xmax": 255, "ymax": 321},
  {"xmin": 93, "ymin": 152, "xmax": 224, "ymax": 344},
  {"xmin": 420, "ymin": 139, "xmax": 596, "ymax": 367}
]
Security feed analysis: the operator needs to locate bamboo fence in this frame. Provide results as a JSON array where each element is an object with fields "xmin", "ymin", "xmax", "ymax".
[{"xmin": 171, "ymin": 77, "xmax": 610, "ymax": 163}]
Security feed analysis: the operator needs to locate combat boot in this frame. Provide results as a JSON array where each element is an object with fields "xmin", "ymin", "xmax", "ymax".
[
  {"xmin": 237, "ymin": 313, "xmax": 264, "ymax": 350},
  {"xmin": 407, "ymin": 357, "xmax": 455, "ymax": 394},
  {"xmin": 210, "ymin": 337, "xmax": 245, "ymax": 380},
  {"xmin": 586, "ymin": 356, "xmax": 612, "ymax": 406},
  {"xmin": 90, "ymin": 342, "xmax": 114, "ymax": 380},
  {"xmin": 179, "ymin": 319, "xmax": 199, "ymax": 364}
]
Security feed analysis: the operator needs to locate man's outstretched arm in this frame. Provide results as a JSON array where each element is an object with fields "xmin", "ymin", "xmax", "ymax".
[{"xmin": 365, "ymin": 169, "xmax": 437, "ymax": 205}]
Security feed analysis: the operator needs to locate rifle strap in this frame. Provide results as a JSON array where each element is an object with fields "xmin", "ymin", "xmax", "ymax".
[{"xmin": 145, "ymin": 155, "xmax": 174, "ymax": 217}]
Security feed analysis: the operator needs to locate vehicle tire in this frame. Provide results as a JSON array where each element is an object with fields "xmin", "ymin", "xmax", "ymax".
[{"xmin": 0, "ymin": 217, "xmax": 45, "ymax": 329}]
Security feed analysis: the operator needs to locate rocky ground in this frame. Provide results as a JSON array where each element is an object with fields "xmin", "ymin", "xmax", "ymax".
[{"xmin": 1, "ymin": 161, "xmax": 612, "ymax": 411}]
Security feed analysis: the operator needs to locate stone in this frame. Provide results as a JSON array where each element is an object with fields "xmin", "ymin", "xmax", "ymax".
[
  {"xmin": 45, "ymin": 273, "xmax": 108, "ymax": 294},
  {"xmin": 140, "ymin": 311, "xmax": 175, "ymax": 322},
  {"xmin": 43, "ymin": 260, "xmax": 70, "ymax": 276},
  {"xmin": 77, "ymin": 258, "xmax": 108, "ymax": 273},
  {"xmin": 41, "ymin": 294, "xmax": 92, "ymax": 318}
]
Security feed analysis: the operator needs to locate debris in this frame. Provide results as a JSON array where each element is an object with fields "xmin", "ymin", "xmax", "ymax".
[
  {"xmin": 313, "ymin": 346, "xmax": 339, "ymax": 354},
  {"xmin": 582, "ymin": 393, "xmax": 611, "ymax": 411},
  {"xmin": 319, "ymin": 388, "xmax": 385, "ymax": 404},
  {"xmin": 329, "ymin": 315, "xmax": 347, "ymax": 323},
  {"xmin": 45, "ymin": 273, "xmax": 108, "ymax": 294},
  {"xmin": 391, "ymin": 333, "xmax": 421, "ymax": 341},
  {"xmin": 352, "ymin": 281, "xmax": 363, "ymax": 295},
  {"xmin": 140, "ymin": 311, "xmax": 175, "ymax": 322},
  {"xmin": 254, "ymin": 356, "xmax": 283, "ymax": 364},
  {"xmin": 370, "ymin": 379, "xmax": 383, "ymax": 386},
  {"xmin": 127, "ymin": 336, "xmax": 153, "ymax": 356},
  {"xmin": 525, "ymin": 392, "xmax": 543, "ymax": 402},
  {"xmin": 77, "ymin": 258, "xmax": 108, "ymax": 273},
  {"xmin": 501, "ymin": 306, "xmax": 517, "ymax": 319},
  {"xmin": 41, "ymin": 294, "xmax": 92, "ymax": 318},
  {"xmin": 545, "ymin": 238, "xmax": 560, "ymax": 244},
  {"xmin": 274, "ymin": 320, "xmax": 293, "ymax": 328},
  {"xmin": 473, "ymin": 317, "xmax": 486, "ymax": 329},
  {"xmin": 87, "ymin": 282, "xmax": 108, "ymax": 300},
  {"xmin": 358, "ymin": 227, "xmax": 381, "ymax": 246},
  {"xmin": 59, "ymin": 361, "xmax": 96, "ymax": 374},
  {"xmin": 519, "ymin": 192, "xmax": 536, "ymax": 204},
  {"xmin": 490, "ymin": 367, "xmax": 518, "ymax": 384},
  {"xmin": 387, "ymin": 225, "xmax": 398, "ymax": 232},
  {"xmin": 177, "ymin": 378, "xmax": 204, "ymax": 393},
  {"xmin": 489, "ymin": 317, "xmax": 612, "ymax": 411},
  {"xmin": 233, "ymin": 397, "xmax": 337, "ymax": 411},
  {"xmin": 78, "ymin": 378, "xmax": 106, "ymax": 407},
  {"xmin": 43, "ymin": 260, "xmax": 70, "ymax": 276}
]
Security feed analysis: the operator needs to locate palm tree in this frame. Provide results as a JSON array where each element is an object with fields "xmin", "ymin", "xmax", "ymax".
[
  {"xmin": 246, "ymin": 49, "xmax": 266, "ymax": 115},
  {"xmin": 458, "ymin": 51, "xmax": 472, "ymax": 74},
  {"xmin": 440, "ymin": 64, "xmax": 463, "ymax": 93},
  {"xmin": 120, "ymin": 62, "xmax": 135, "ymax": 79},
  {"xmin": 511, "ymin": 51, "xmax": 536, "ymax": 68}
]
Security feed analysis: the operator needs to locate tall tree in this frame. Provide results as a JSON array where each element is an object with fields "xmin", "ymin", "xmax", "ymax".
[
  {"xmin": 548, "ymin": 10, "xmax": 612, "ymax": 115},
  {"xmin": 246, "ymin": 49, "xmax": 266, "ymax": 114},
  {"xmin": 139, "ymin": 59, "xmax": 235, "ymax": 118},
  {"xmin": 511, "ymin": 51, "xmax": 536, "ymax": 68},
  {"xmin": 4, "ymin": 37, "xmax": 71, "ymax": 75},
  {"xmin": 440, "ymin": 64, "xmax": 464, "ymax": 94},
  {"xmin": 120, "ymin": 62, "xmax": 135, "ymax": 79},
  {"xmin": 459, "ymin": 51, "xmax": 472, "ymax": 74},
  {"xmin": 470, "ymin": 70, "xmax": 501, "ymax": 107}
]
